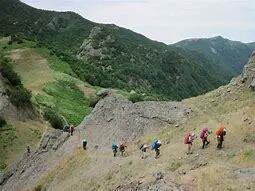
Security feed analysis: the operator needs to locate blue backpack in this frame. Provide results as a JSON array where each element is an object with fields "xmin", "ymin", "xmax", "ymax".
[
  {"xmin": 112, "ymin": 143, "xmax": 118, "ymax": 150},
  {"xmin": 151, "ymin": 140, "xmax": 158, "ymax": 150}
]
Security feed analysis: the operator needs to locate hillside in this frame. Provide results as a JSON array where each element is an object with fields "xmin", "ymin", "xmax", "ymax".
[
  {"xmin": 248, "ymin": 42, "xmax": 255, "ymax": 50},
  {"xmin": 0, "ymin": 36, "xmax": 101, "ymax": 170},
  {"xmin": 0, "ymin": 51, "xmax": 46, "ymax": 170},
  {"xmin": 0, "ymin": 0, "xmax": 239, "ymax": 100},
  {"xmin": 1, "ymin": 52, "xmax": 255, "ymax": 191},
  {"xmin": 174, "ymin": 36, "xmax": 254, "ymax": 78}
]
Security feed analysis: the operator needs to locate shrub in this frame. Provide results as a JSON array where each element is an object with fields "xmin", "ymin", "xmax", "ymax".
[
  {"xmin": 34, "ymin": 184, "xmax": 42, "ymax": 191},
  {"xmin": 167, "ymin": 162, "xmax": 181, "ymax": 172},
  {"xmin": 88, "ymin": 95, "xmax": 100, "ymax": 108},
  {"xmin": 128, "ymin": 91, "xmax": 144, "ymax": 103},
  {"xmin": 0, "ymin": 116, "xmax": 6, "ymax": 128},
  {"xmin": 0, "ymin": 161, "xmax": 7, "ymax": 170},
  {"xmin": 43, "ymin": 107, "xmax": 64, "ymax": 129},
  {"xmin": 7, "ymin": 87, "xmax": 32, "ymax": 107},
  {"xmin": 0, "ymin": 60, "xmax": 21, "ymax": 86}
]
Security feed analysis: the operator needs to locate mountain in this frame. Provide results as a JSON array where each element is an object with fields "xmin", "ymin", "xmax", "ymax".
[
  {"xmin": 0, "ymin": 0, "xmax": 233, "ymax": 100},
  {"xmin": 247, "ymin": 42, "xmax": 255, "ymax": 51},
  {"xmin": 174, "ymin": 36, "xmax": 254, "ymax": 78},
  {"xmin": 1, "ymin": 53, "xmax": 255, "ymax": 191}
]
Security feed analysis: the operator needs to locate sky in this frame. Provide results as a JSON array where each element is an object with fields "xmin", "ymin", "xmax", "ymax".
[{"xmin": 21, "ymin": 0, "xmax": 255, "ymax": 44}]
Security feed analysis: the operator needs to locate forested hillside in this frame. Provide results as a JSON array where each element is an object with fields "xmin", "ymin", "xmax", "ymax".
[
  {"xmin": 0, "ymin": 0, "xmax": 237, "ymax": 100},
  {"xmin": 175, "ymin": 36, "xmax": 254, "ymax": 78}
]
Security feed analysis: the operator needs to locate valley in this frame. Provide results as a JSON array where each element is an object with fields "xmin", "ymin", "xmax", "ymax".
[{"xmin": 0, "ymin": 0, "xmax": 254, "ymax": 190}]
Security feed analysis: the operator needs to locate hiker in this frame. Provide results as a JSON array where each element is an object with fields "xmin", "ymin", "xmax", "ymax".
[
  {"xmin": 63, "ymin": 124, "xmax": 69, "ymax": 132},
  {"xmin": 200, "ymin": 128, "xmax": 210, "ymax": 149},
  {"xmin": 151, "ymin": 139, "xmax": 161, "ymax": 159},
  {"xmin": 70, "ymin": 125, "xmax": 74, "ymax": 136},
  {"xmin": 215, "ymin": 124, "xmax": 226, "ymax": 149},
  {"xmin": 184, "ymin": 132, "xmax": 196, "ymax": 154},
  {"xmin": 82, "ymin": 139, "xmax": 87, "ymax": 150},
  {"xmin": 27, "ymin": 145, "xmax": 31, "ymax": 154},
  {"xmin": 119, "ymin": 142, "xmax": 127, "ymax": 156},
  {"xmin": 112, "ymin": 142, "xmax": 118, "ymax": 157},
  {"xmin": 139, "ymin": 143, "xmax": 149, "ymax": 159}
]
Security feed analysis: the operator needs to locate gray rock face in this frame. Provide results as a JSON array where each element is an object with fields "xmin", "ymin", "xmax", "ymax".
[
  {"xmin": 79, "ymin": 93, "xmax": 191, "ymax": 147},
  {"xmin": 96, "ymin": 88, "xmax": 111, "ymax": 97},
  {"xmin": 0, "ymin": 78, "xmax": 12, "ymax": 116},
  {"xmin": 77, "ymin": 26, "xmax": 115, "ymax": 60},
  {"xmin": 0, "ymin": 129, "xmax": 70, "ymax": 191},
  {"xmin": 39, "ymin": 129, "xmax": 69, "ymax": 151},
  {"xmin": 233, "ymin": 168, "xmax": 255, "ymax": 182},
  {"xmin": 0, "ymin": 77, "xmax": 37, "ymax": 120},
  {"xmin": 241, "ymin": 51, "xmax": 255, "ymax": 90}
]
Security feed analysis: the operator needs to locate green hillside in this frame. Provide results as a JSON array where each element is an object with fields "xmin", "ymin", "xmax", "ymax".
[
  {"xmin": 247, "ymin": 42, "xmax": 255, "ymax": 51},
  {"xmin": 0, "ymin": 0, "xmax": 232, "ymax": 100},
  {"xmin": 174, "ymin": 36, "xmax": 253, "ymax": 78}
]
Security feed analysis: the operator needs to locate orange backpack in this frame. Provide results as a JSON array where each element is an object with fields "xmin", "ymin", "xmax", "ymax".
[{"xmin": 215, "ymin": 125, "xmax": 224, "ymax": 136}]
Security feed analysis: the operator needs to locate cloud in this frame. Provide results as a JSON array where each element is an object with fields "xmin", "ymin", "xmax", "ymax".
[{"xmin": 21, "ymin": 0, "xmax": 255, "ymax": 43}]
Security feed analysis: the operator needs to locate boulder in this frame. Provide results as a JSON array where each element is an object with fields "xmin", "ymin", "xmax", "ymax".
[
  {"xmin": 241, "ymin": 52, "xmax": 255, "ymax": 88},
  {"xmin": 249, "ymin": 79, "xmax": 255, "ymax": 91},
  {"xmin": 96, "ymin": 89, "xmax": 111, "ymax": 97},
  {"xmin": 79, "ymin": 93, "xmax": 191, "ymax": 147}
]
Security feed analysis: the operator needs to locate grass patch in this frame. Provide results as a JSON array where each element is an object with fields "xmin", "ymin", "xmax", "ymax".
[
  {"xmin": 36, "ymin": 148, "xmax": 90, "ymax": 190},
  {"xmin": 37, "ymin": 80, "xmax": 91, "ymax": 126},
  {"xmin": 166, "ymin": 161, "xmax": 182, "ymax": 172},
  {"xmin": 36, "ymin": 47, "xmax": 76, "ymax": 76},
  {"xmin": 232, "ymin": 148, "xmax": 255, "ymax": 166},
  {"xmin": 0, "ymin": 124, "xmax": 16, "ymax": 170}
]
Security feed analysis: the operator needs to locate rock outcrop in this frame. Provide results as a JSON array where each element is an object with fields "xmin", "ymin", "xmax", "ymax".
[
  {"xmin": 0, "ymin": 78, "xmax": 11, "ymax": 117},
  {"xmin": 0, "ymin": 129, "xmax": 70, "ymax": 191},
  {"xmin": 79, "ymin": 91, "xmax": 192, "ymax": 147},
  {"xmin": 0, "ymin": 76, "xmax": 37, "ymax": 120},
  {"xmin": 241, "ymin": 51, "xmax": 255, "ymax": 90},
  {"xmin": 77, "ymin": 26, "xmax": 115, "ymax": 60}
]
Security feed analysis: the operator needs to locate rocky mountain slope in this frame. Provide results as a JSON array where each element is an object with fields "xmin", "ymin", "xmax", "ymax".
[
  {"xmin": 174, "ymin": 36, "xmax": 254, "ymax": 78},
  {"xmin": 0, "ymin": 56, "xmax": 45, "ymax": 169},
  {"xmin": 80, "ymin": 90, "xmax": 192, "ymax": 147},
  {"xmin": 0, "ymin": 0, "xmax": 248, "ymax": 100},
  {"xmin": 0, "ymin": 35, "xmax": 100, "ymax": 168},
  {"xmin": 1, "ymin": 52, "xmax": 254, "ymax": 191}
]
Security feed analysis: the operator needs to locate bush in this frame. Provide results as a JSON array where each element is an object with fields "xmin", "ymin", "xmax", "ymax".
[
  {"xmin": 0, "ymin": 116, "xmax": 6, "ymax": 128},
  {"xmin": 7, "ymin": 87, "xmax": 32, "ymax": 107},
  {"xmin": 88, "ymin": 95, "xmax": 100, "ymax": 108},
  {"xmin": 34, "ymin": 184, "xmax": 42, "ymax": 191},
  {"xmin": 0, "ymin": 161, "xmax": 7, "ymax": 170},
  {"xmin": 0, "ymin": 60, "xmax": 21, "ymax": 86},
  {"xmin": 128, "ymin": 91, "xmax": 144, "ymax": 103},
  {"xmin": 43, "ymin": 107, "xmax": 64, "ymax": 129}
]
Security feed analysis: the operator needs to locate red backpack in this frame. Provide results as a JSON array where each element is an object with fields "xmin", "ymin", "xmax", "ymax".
[{"xmin": 184, "ymin": 133, "xmax": 190, "ymax": 144}]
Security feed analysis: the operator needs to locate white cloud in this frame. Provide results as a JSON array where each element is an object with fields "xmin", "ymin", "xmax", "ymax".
[{"xmin": 21, "ymin": 0, "xmax": 255, "ymax": 44}]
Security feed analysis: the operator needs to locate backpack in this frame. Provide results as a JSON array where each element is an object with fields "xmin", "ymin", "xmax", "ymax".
[
  {"xmin": 151, "ymin": 140, "xmax": 158, "ymax": 150},
  {"xmin": 119, "ymin": 143, "xmax": 125, "ymax": 150},
  {"xmin": 215, "ymin": 127, "xmax": 224, "ymax": 136},
  {"xmin": 112, "ymin": 144, "xmax": 118, "ymax": 150},
  {"xmin": 156, "ymin": 142, "xmax": 161, "ymax": 149},
  {"xmin": 184, "ymin": 133, "xmax": 190, "ymax": 144}
]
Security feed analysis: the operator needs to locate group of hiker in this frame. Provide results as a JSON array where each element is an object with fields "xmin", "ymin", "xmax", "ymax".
[
  {"xmin": 63, "ymin": 124, "xmax": 74, "ymax": 136},
  {"xmin": 60, "ymin": 122, "xmax": 227, "ymax": 159},
  {"xmin": 111, "ymin": 123, "xmax": 227, "ymax": 159},
  {"xmin": 112, "ymin": 140, "xmax": 128, "ymax": 157},
  {"xmin": 184, "ymin": 123, "xmax": 227, "ymax": 154},
  {"xmin": 111, "ymin": 138, "xmax": 162, "ymax": 159}
]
